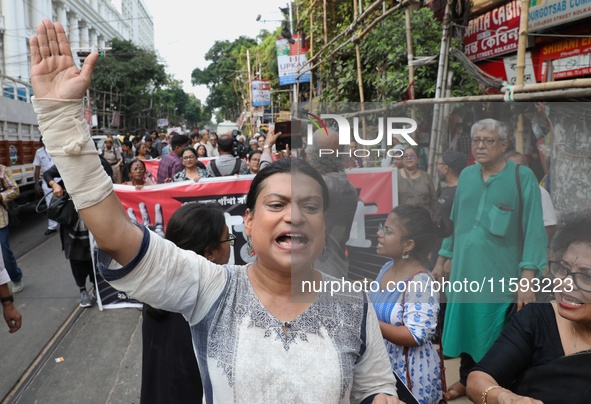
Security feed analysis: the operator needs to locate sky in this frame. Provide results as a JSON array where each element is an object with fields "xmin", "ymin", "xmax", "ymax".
[{"xmin": 143, "ymin": 0, "xmax": 285, "ymax": 106}]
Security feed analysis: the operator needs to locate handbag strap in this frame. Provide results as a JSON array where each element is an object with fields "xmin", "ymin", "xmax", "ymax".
[{"xmin": 515, "ymin": 164, "xmax": 524, "ymax": 254}]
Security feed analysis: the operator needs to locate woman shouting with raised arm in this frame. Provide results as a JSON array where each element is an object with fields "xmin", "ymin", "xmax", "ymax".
[{"xmin": 30, "ymin": 19, "xmax": 404, "ymax": 403}]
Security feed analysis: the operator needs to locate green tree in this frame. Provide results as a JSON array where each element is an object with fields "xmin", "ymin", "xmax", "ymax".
[
  {"xmin": 191, "ymin": 37, "xmax": 258, "ymax": 121},
  {"xmin": 298, "ymin": 2, "xmax": 480, "ymax": 102},
  {"xmin": 91, "ymin": 38, "xmax": 168, "ymax": 131}
]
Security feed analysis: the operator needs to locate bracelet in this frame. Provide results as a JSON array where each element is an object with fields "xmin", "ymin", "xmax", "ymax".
[
  {"xmin": 262, "ymin": 145, "xmax": 270, "ymax": 150},
  {"xmin": 1, "ymin": 295, "xmax": 14, "ymax": 304},
  {"xmin": 482, "ymin": 385, "xmax": 504, "ymax": 404}
]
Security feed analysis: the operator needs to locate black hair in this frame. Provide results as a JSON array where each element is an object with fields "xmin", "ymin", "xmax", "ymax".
[
  {"xmin": 190, "ymin": 133, "xmax": 200, "ymax": 141},
  {"xmin": 181, "ymin": 146, "xmax": 198, "ymax": 159},
  {"xmin": 135, "ymin": 143, "xmax": 147, "ymax": 156},
  {"xmin": 246, "ymin": 158, "xmax": 329, "ymax": 213},
  {"xmin": 210, "ymin": 132, "xmax": 218, "ymax": 139},
  {"xmin": 128, "ymin": 158, "xmax": 146, "ymax": 171},
  {"xmin": 196, "ymin": 144, "xmax": 208, "ymax": 157},
  {"xmin": 170, "ymin": 133, "xmax": 189, "ymax": 149},
  {"xmin": 123, "ymin": 140, "xmax": 132, "ymax": 149},
  {"xmin": 165, "ymin": 203, "xmax": 227, "ymax": 257},
  {"xmin": 403, "ymin": 145, "xmax": 421, "ymax": 157},
  {"xmin": 147, "ymin": 203, "xmax": 227, "ymax": 319},
  {"xmin": 550, "ymin": 211, "xmax": 591, "ymax": 259},
  {"xmin": 217, "ymin": 134, "xmax": 234, "ymax": 153},
  {"xmin": 391, "ymin": 205, "xmax": 450, "ymax": 263},
  {"xmin": 257, "ymin": 134, "xmax": 266, "ymax": 141},
  {"xmin": 248, "ymin": 149, "xmax": 262, "ymax": 160}
]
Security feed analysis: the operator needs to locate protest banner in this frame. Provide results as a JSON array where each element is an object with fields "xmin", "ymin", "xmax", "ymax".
[{"xmin": 94, "ymin": 168, "xmax": 397, "ymax": 309}]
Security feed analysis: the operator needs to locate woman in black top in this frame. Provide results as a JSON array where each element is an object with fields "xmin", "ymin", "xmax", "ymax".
[
  {"xmin": 140, "ymin": 203, "xmax": 232, "ymax": 404},
  {"xmin": 467, "ymin": 211, "xmax": 591, "ymax": 404}
]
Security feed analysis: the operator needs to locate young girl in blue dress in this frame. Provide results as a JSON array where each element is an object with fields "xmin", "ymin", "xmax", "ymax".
[{"xmin": 371, "ymin": 205, "xmax": 450, "ymax": 404}]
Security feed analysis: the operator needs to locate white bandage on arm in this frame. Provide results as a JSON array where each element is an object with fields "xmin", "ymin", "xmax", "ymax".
[{"xmin": 32, "ymin": 98, "xmax": 113, "ymax": 209}]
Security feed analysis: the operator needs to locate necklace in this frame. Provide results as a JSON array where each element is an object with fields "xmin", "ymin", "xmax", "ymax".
[
  {"xmin": 571, "ymin": 322, "xmax": 591, "ymax": 352},
  {"xmin": 572, "ymin": 322, "xmax": 578, "ymax": 352}
]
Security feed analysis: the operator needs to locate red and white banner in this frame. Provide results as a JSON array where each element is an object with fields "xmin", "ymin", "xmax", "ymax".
[
  {"xmin": 539, "ymin": 37, "xmax": 591, "ymax": 80},
  {"xmin": 94, "ymin": 168, "xmax": 399, "ymax": 309},
  {"xmin": 464, "ymin": 0, "xmax": 521, "ymax": 62}
]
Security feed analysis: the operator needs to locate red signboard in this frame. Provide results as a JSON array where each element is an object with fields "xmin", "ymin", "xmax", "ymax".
[
  {"xmin": 538, "ymin": 37, "xmax": 591, "ymax": 80},
  {"xmin": 464, "ymin": 0, "xmax": 521, "ymax": 62}
]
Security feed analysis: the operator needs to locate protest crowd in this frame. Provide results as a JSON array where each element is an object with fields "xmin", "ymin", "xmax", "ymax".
[{"xmin": 2, "ymin": 18, "xmax": 590, "ymax": 404}]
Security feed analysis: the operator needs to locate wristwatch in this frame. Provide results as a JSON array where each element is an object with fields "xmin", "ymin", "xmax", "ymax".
[{"xmin": 1, "ymin": 295, "xmax": 14, "ymax": 303}]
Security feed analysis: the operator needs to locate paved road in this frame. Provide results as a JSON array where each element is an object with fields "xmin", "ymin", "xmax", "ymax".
[{"xmin": 0, "ymin": 211, "xmax": 142, "ymax": 404}]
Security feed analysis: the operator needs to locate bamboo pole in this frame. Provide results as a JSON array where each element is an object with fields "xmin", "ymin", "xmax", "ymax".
[
  {"xmin": 515, "ymin": 0, "xmax": 531, "ymax": 87},
  {"xmin": 303, "ymin": 2, "xmax": 407, "ymax": 76},
  {"xmin": 428, "ymin": 0, "xmax": 453, "ymax": 177},
  {"xmin": 405, "ymin": 7, "xmax": 415, "ymax": 101},
  {"xmin": 310, "ymin": 0, "xmax": 315, "ymax": 98},
  {"xmin": 247, "ymin": 49, "xmax": 253, "ymax": 133},
  {"xmin": 514, "ymin": 0, "xmax": 531, "ymax": 154},
  {"xmin": 353, "ymin": 0, "xmax": 366, "ymax": 140},
  {"xmin": 340, "ymin": 87, "xmax": 591, "ymax": 119},
  {"xmin": 502, "ymin": 78, "xmax": 591, "ymax": 93},
  {"xmin": 323, "ymin": 0, "xmax": 328, "ymax": 46},
  {"xmin": 306, "ymin": 0, "xmax": 402, "ymax": 68}
]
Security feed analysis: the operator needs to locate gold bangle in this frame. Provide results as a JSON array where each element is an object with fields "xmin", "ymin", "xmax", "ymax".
[{"xmin": 482, "ymin": 385, "xmax": 504, "ymax": 404}]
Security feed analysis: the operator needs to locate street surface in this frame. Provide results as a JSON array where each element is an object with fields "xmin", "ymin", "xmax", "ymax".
[
  {"xmin": 0, "ymin": 210, "xmax": 468, "ymax": 403},
  {"xmin": 0, "ymin": 210, "xmax": 141, "ymax": 404}
]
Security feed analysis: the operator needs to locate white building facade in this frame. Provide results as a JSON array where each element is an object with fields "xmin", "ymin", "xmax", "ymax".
[{"xmin": 0, "ymin": 0, "xmax": 154, "ymax": 82}]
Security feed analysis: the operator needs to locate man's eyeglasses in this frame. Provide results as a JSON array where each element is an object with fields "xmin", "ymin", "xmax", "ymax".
[
  {"xmin": 221, "ymin": 233, "xmax": 236, "ymax": 246},
  {"xmin": 471, "ymin": 138, "xmax": 497, "ymax": 147},
  {"xmin": 549, "ymin": 260, "xmax": 591, "ymax": 292},
  {"xmin": 182, "ymin": 155, "xmax": 196, "ymax": 161}
]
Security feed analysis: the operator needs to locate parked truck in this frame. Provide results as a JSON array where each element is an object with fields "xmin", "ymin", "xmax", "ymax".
[{"xmin": 1, "ymin": 74, "xmax": 42, "ymax": 211}]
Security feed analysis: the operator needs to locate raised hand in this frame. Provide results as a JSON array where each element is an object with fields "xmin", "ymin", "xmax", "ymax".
[{"xmin": 29, "ymin": 19, "xmax": 98, "ymax": 100}]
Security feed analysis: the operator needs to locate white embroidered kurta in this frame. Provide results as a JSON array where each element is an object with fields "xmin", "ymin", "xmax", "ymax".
[{"xmin": 99, "ymin": 226, "xmax": 397, "ymax": 403}]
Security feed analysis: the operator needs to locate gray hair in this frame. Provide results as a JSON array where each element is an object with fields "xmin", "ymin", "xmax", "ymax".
[{"xmin": 471, "ymin": 119, "xmax": 508, "ymax": 141}]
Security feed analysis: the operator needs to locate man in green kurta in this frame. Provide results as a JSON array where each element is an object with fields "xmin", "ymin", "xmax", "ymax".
[{"xmin": 433, "ymin": 118, "xmax": 547, "ymax": 400}]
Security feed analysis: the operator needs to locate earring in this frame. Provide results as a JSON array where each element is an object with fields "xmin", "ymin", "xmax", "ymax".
[
  {"xmin": 246, "ymin": 237, "xmax": 255, "ymax": 257},
  {"xmin": 402, "ymin": 250, "xmax": 410, "ymax": 260}
]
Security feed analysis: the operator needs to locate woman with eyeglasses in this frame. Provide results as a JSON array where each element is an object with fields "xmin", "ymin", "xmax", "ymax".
[
  {"xmin": 141, "ymin": 203, "xmax": 232, "ymax": 404},
  {"xmin": 173, "ymin": 146, "xmax": 207, "ymax": 182},
  {"xmin": 372, "ymin": 205, "xmax": 449, "ymax": 404},
  {"xmin": 397, "ymin": 146, "xmax": 437, "ymax": 218},
  {"xmin": 124, "ymin": 159, "xmax": 156, "ymax": 190},
  {"xmin": 467, "ymin": 211, "xmax": 591, "ymax": 404}
]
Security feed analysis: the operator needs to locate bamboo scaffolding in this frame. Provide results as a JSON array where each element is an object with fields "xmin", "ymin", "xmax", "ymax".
[
  {"xmin": 338, "ymin": 87, "xmax": 591, "ymax": 119},
  {"xmin": 354, "ymin": 0, "xmax": 367, "ymax": 139},
  {"xmin": 302, "ymin": 1, "xmax": 408, "ymax": 77},
  {"xmin": 502, "ymin": 78, "xmax": 591, "ymax": 93}
]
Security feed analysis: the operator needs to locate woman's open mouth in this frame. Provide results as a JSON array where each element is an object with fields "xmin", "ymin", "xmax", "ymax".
[{"xmin": 275, "ymin": 233, "xmax": 310, "ymax": 250}]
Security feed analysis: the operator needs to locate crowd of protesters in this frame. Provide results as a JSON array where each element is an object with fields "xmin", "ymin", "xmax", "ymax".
[
  {"xmin": 27, "ymin": 112, "xmax": 584, "ymax": 404},
  {"xmin": 7, "ymin": 18, "xmax": 588, "ymax": 404}
]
